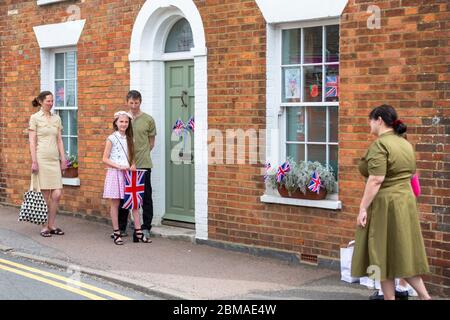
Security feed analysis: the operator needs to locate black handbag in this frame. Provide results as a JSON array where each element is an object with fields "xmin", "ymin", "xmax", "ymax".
[{"xmin": 18, "ymin": 174, "xmax": 48, "ymax": 225}]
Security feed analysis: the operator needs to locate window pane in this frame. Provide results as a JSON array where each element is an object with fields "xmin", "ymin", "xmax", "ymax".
[
  {"xmin": 165, "ymin": 18, "xmax": 194, "ymax": 53},
  {"xmin": 59, "ymin": 110, "xmax": 68, "ymax": 136},
  {"xmin": 69, "ymin": 110, "xmax": 78, "ymax": 136},
  {"xmin": 329, "ymin": 145, "xmax": 338, "ymax": 179},
  {"xmin": 287, "ymin": 107, "xmax": 305, "ymax": 141},
  {"xmin": 326, "ymin": 25, "xmax": 339, "ymax": 63},
  {"xmin": 282, "ymin": 67, "xmax": 301, "ymax": 102},
  {"xmin": 55, "ymin": 53, "xmax": 64, "ymax": 79},
  {"xmin": 69, "ymin": 137, "xmax": 78, "ymax": 157},
  {"xmin": 307, "ymin": 106, "xmax": 326, "ymax": 142},
  {"xmin": 325, "ymin": 65, "xmax": 339, "ymax": 102},
  {"xmin": 329, "ymin": 107, "xmax": 338, "ymax": 142},
  {"xmin": 307, "ymin": 145, "xmax": 326, "ymax": 164},
  {"xmin": 287, "ymin": 144, "xmax": 305, "ymax": 162},
  {"xmin": 303, "ymin": 66, "xmax": 322, "ymax": 102},
  {"xmin": 55, "ymin": 81, "xmax": 64, "ymax": 107},
  {"xmin": 66, "ymin": 80, "xmax": 76, "ymax": 107},
  {"xmin": 282, "ymin": 29, "xmax": 301, "ymax": 65},
  {"xmin": 63, "ymin": 137, "xmax": 69, "ymax": 155},
  {"xmin": 303, "ymin": 27, "xmax": 322, "ymax": 64},
  {"xmin": 66, "ymin": 52, "xmax": 76, "ymax": 79}
]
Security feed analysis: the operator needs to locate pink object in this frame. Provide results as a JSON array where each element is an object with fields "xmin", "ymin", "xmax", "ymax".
[{"xmin": 411, "ymin": 174, "xmax": 421, "ymax": 198}]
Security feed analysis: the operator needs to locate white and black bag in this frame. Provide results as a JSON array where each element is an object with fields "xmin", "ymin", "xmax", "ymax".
[{"xmin": 18, "ymin": 174, "xmax": 48, "ymax": 225}]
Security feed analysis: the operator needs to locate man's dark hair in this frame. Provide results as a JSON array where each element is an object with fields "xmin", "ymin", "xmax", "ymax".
[{"xmin": 126, "ymin": 90, "xmax": 142, "ymax": 102}]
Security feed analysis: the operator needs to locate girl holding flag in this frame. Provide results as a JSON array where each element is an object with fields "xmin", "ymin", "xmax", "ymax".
[{"xmin": 102, "ymin": 111, "xmax": 151, "ymax": 245}]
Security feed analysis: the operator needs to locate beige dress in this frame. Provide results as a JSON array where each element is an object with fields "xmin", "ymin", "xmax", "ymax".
[{"xmin": 29, "ymin": 110, "xmax": 63, "ymax": 190}]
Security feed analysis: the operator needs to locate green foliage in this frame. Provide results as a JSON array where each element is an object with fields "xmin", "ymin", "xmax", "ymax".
[{"xmin": 266, "ymin": 157, "xmax": 338, "ymax": 195}]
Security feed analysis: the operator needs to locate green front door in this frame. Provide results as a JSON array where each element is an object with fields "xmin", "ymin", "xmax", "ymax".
[{"xmin": 164, "ymin": 60, "xmax": 195, "ymax": 223}]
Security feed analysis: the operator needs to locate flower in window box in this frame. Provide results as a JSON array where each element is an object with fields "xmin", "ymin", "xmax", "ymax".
[
  {"xmin": 265, "ymin": 157, "xmax": 337, "ymax": 199},
  {"xmin": 63, "ymin": 152, "xmax": 78, "ymax": 178},
  {"xmin": 65, "ymin": 152, "xmax": 78, "ymax": 168}
]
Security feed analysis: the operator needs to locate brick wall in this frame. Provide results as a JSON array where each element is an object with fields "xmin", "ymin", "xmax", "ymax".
[
  {"xmin": 0, "ymin": 0, "xmax": 145, "ymax": 216},
  {"xmin": 0, "ymin": 0, "xmax": 448, "ymax": 295},
  {"xmin": 204, "ymin": 0, "xmax": 269, "ymax": 246},
  {"xmin": 339, "ymin": 0, "xmax": 450, "ymax": 295},
  {"xmin": 0, "ymin": 2, "xmax": 6, "ymax": 204}
]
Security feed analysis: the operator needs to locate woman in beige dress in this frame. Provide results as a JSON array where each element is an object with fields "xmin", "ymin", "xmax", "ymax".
[
  {"xmin": 351, "ymin": 104, "xmax": 431, "ymax": 300},
  {"xmin": 28, "ymin": 91, "xmax": 67, "ymax": 237}
]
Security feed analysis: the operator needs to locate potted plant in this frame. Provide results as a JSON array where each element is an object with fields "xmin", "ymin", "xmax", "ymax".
[
  {"xmin": 63, "ymin": 152, "xmax": 78, "ymax": 178},
  {"xmin": 265, "ymin": 157, "xmax": 337, "ymax": 200}
]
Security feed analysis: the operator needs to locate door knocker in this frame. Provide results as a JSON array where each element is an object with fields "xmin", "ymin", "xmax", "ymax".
[{"xmin": 181, "ymin": 90, "xmax": 188, "ymax": 108}]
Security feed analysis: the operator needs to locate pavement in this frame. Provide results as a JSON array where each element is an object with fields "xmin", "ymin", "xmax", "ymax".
[{"xmin": 0, "ymin": 204, "xmax": 375, "ymax": 300}]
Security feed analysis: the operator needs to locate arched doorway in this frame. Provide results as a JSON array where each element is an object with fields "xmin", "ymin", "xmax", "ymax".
[{"xmin": 129, "ymin": 0, "xmax": 208, "ymax": 239}]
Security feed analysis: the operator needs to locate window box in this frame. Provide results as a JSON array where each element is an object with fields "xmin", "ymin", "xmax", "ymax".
[
  {"xmin": 261, "ymin": 194, "xmax": 341, "ymax": 210},
  {"xmin": 62, "ymin": 167, "xmax": 78, "ymax": 178},
  {"xmin": 278, "ymin": 185, "xmax": 327, "ymax": 200},
  {"xmin": 62, "ymin": 177, "xmax": 80, "ymax": 186}
]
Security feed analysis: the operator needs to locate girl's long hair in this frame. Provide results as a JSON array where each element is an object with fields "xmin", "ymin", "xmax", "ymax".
[{"xmin": 112, "ymin": 117, "xmax": 134, "ymax": 166}]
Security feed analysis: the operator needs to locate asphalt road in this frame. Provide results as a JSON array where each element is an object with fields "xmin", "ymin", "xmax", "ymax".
[{"xmin": 0, "ymin": 252, "xmax": 161, "ymax": 300}]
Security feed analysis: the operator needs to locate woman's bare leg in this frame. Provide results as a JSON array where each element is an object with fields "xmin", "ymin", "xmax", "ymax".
[
  {"xmin": 110, "ymin": 199, "xmax": 120, "ymax": 231},
  {"xmin": 404, "ymin": 276, "xmax": 431, "ymax": 300},
  {"xmin": 47, "ymin": 189, "xmax": 62, "ymax": 230},
  {"xmin": 380, "ymin": 279, "xmax": 396, "ymax": 300}
]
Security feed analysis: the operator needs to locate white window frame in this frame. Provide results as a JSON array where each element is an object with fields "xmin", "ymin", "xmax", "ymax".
[
  {"xmin": 37, "ymin": 0, "xmax": 70, "ymax": 6},
  {"xmin": 51, "ymin": 47, "xmax": 78, "ymax": 162},
  {"xmin": 34, "ymin": 19, "xmax": 85, "ymax": 186},
  {"xmin": 281, "ymin": 21, "xmax": 339, "ymax": 169},
  {"xmin": 261, "ymin": 18, "xmax": 341, "ymax": 210}
]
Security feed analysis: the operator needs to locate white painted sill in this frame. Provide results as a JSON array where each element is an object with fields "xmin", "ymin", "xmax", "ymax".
[
  {"xmin": 260, "ymin": 193, "xmax": 342, "ymax": 210},
  {"xmin": 62, "ymin": 177, "xmax": 80, "ymax": 186},
  {"xmin": 37, "ymin": 0, "xmax": 70, "ymax": 5}
]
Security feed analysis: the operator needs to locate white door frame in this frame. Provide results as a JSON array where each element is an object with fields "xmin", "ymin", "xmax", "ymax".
[{"xmin": 129, "ymin": 0, "xmax": 208, "ymax": 239}]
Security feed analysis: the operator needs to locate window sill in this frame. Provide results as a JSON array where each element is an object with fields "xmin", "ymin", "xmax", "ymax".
[
  {"xmin": 62, "ymin": 177, "xmax": 80, "ymax": 186},
  {"xmin": 37, "ymin": 0, "xmax": 69, "ymax": 5},
  {"xmin": 260, "ymin": 194, "xmax": 341, "ymax": 210}
]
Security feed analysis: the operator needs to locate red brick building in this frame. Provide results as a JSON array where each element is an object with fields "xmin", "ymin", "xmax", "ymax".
[{"xmin": 0, "ymin": 0, "xmax": 448, "ymax": 295}]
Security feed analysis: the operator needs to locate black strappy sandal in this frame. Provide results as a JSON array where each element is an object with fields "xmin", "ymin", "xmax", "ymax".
[
  {"xmin": 40, "ymin": 229, "xmax": 52, "ymax": 237},
  {"xmin": 112, "ymin": 229, "xmax": 124, "ymax": 245},
  {"xmin": 133, "ymin": 229, "xmax": 151, "ymax": 243},
  {"xmin": 49, "ymin": 228, "xmax": 64, "ymax": 235}
]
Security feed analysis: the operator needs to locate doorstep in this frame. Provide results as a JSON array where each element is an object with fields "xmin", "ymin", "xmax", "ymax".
[{"xmin": 150, "ymin": 224, "xmax": 196, "ymax": 243}]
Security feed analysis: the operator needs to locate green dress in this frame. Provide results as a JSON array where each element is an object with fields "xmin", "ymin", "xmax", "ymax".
[{"xmin": 351, "ymin": 131, "xmax": 429, "ymax": 281}]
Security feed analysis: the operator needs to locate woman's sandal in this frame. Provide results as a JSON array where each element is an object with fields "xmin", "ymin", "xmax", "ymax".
[
  {"xmin": 49, "ymin": 228, "xmax": 64, "ymax": 235},
  {"xmin": 133, "ymin": 229, "xmax": 152, "ymax": 243},
  {"xmin": 40, "ymin": 229, "xmax": 52, "ymax": 237},
  {"xmin": 113, "ymin": 229, "xmax": 124, "ymax": 245}
]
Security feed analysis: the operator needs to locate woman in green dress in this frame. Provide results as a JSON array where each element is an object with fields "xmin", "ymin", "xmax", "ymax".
[{"xmin": 351, "ymin": 105, "xmax": 431, "ymax": 300}]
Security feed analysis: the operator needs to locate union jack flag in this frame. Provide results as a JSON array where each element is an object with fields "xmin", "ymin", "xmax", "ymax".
[
  {"xmin": 325, "ymin": 75, "xmax": 339, "ymax": 98},
  {"xmin": 122, "ymin": 170, "xmax": 146, "ymax": 210},
  {"xmin": 173, "ymin": 119, "xmax": 185, "ymax": 135},
  {"xmin": 187, "ymin": 116, "xmax": 195, "ymax": 132},
  {"xmin": 308, "ymin": 171, "xmax": 322, "ymax": 194},
  {"xmin": 276, "ymin": 162, "xmax": 290, "ymax": 183}
]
